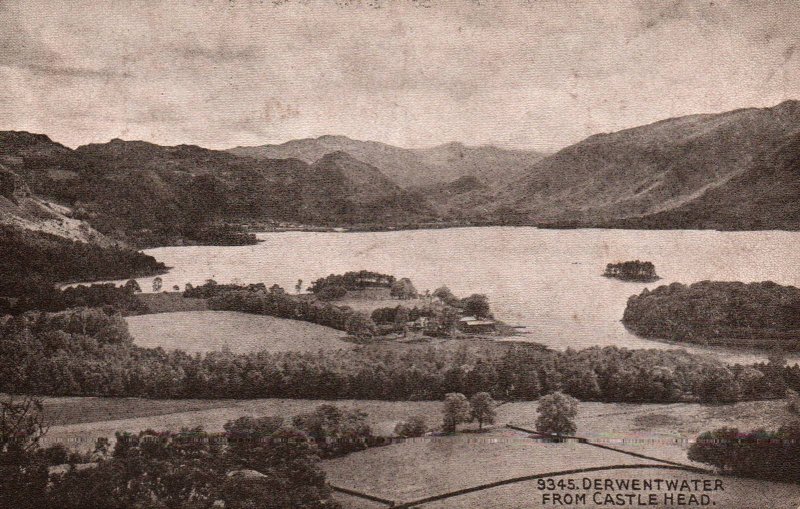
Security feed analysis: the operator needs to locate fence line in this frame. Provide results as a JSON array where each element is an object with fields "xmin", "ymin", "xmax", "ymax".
[
  {"xmin": 327, "ymin": 425, "xmax": 713, "ymax": 508},
  {"xmin": 505, "ymin": 423, "xmax": 709, "ymax": 472},
  {"xmin": 329, "ymin": 483, "xmax": 397, "ymax": 506}
]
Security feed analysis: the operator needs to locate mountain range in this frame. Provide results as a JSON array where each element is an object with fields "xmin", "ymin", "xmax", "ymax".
[
  {"xmin": 229, "ymin": 136, "xmax": 545, "ymax": 187},
  {"xmin": 1, "ymin": 100, "xmax": 799, "ymax": 249}
]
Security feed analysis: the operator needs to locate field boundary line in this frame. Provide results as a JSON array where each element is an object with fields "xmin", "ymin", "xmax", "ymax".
[
  {"xmin": 329, "ymin": 483, "xmax": 397, "ymax": 506},
  {"xmin": 505, "ymin": 424, "xmax": 710, "ymax": 472},
  {"xmin": 583, "ymin": 441, "xmax": 708, "ymax": 471},
  {"xmin": 396, "ymin": 463, "xmax": 707, "ymax": 508}
]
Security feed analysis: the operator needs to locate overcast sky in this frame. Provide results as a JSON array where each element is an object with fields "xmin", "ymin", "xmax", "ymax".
[{"xmin": 1, "ymin": 0, "xmax": 799, "ymax": 152}]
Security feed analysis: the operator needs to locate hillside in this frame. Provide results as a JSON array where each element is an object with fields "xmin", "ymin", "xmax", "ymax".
[
  {"xmin": 624, "ymin": 130, "xmax": 800, "ymax": 230},
  {"xmin": 0, "ymin": 133, "xmax": 433, "ymax": 246},
  {"xmin": 0, "ymin": 223, "xmax": 165, "ymax": 300},
  {"xmin": 0, "ymin": 164, "xmax": 113, "ymax": 246},
  {"xmin": 229, "ymin": 135, "xmax": 545, "ymax": 187},
  {"xmin": 494, "ymin": 100, "xmax": 800, "ymax": 228},
  {"xmin": 298, "ymin": 151, "xmax": 431, "ymax": 224},
  {"xmin": 3, "ymin": 100, "xmax": 800, "ymax": 236}
]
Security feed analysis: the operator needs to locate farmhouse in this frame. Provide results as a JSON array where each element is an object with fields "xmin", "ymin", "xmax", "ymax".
[{"xmin": 458, "ymin": 316, "xmax": 496, "ymax": 333}]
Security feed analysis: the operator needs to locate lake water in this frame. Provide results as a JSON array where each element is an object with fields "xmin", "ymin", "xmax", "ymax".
[{"xmin": 123, "ymin": 227, "xmax": 800, "ymax": 364}]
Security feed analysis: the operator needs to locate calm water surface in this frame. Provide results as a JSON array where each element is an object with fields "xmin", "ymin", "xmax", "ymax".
[{"xmin": 125, "ymin": 227, "xmax": 800, "ymax": 364}]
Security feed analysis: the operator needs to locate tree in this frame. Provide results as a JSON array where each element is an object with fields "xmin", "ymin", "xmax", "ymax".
[
  {"xmin": 433, "ymin": 286, "xmax": 458, "ymax": 306},
  {"xmin": 536, "ymin": 391, "xmax": 578, "ymax": 437},
  {"xmin": 435, "ymin": 305, "xmax": 461, "ymax": 336},
  {"xmin": 461, "ymin": 294, "xmax": 491, "ymax": 319},
  {"xmin": 172, "ymin": 285, "xmax": 180, "ymax": 291},
  {"xmin": 469, "ymin": 392, "xmax": 497, "ymax": 430},
  {"xmin": 317, "ymin": 285, "xmax": 347, "ymax": 301},
  {"xmin": 394, "ymin": 306, "xmax": 411, "ymax": 325},
  {"xmin": 123, "ymin": 279, "xmax": 141, "ymax": 293},
  {"xmin": 295, "ymin": 279, "xmax": 303, "ymax": 294},
  {"xmin": 345, "ymin": 312, "xmax": 375, "ymax": 339},
  {"xmin": 152, "ymin": 276, "xmax": 163, "ymax": 292},
  {"xmin": 787, "ymin": 389, "xmax": 800, "ymax": 415},
  {"xmin": 391, "ymin": 278, "xmax": 418, "ymax": 300},
  {"xmin": 395, "ymin": 415, "xmax": 427, "ymax": 438},
  {"xmin": 442, "ymin": 392, "xmax": 471, "ymax": 433},
  {"xmin": 0, "ymin": 395, "xmax": 49, "ymax": 509}
]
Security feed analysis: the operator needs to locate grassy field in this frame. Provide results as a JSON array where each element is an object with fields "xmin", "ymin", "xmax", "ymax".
[
  {"xmin": 417, "ymin": 467, "xmax": 800, "ymax": 509},
  {"xmin": 323, "ymin": 431, "xmax": 665, "ymax": 502},
  {"xmin": 331, "ymin": 288, "xmax": 427, "ymax": 314},
  {"xmin": 124, "ymin": 310, "xmax": 352, "ymax": 353}
]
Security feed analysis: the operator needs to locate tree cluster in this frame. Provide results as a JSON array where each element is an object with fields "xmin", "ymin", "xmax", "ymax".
[
  {"xmin": 603, "ymin": 260, "xmax": 659, "ymax": 282},
  {"xmin": 1, "ymin": 397, "xmax": 340, "ymax": 509},
  {"xmin": 308, "ymin": 271, "xmax": 396, "ymax": 294},
  {"xmin": 0, "ymin": 225, "xmax": 165, "ymax": 301},
  {"xmin": 4, "ymin": 282, "xmax": 148, "ymax": 315},
  {"xmin": 623, "ymin": 281, "xmax": 800, "ymax": 346},
  {"xmin": 688, "ymin": 424, "xmax": 800, "ymax": 482},
  {"xmin": 441, "ymin": 392, "xmax": 497, "ymax": 432},
  {"xmin": 206, "ymin": 288, "xmax": 375, "ymax": 336}
]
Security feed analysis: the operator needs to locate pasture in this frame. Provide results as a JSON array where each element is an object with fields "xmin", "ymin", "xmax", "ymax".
[
  {"xmin": 417, "ymin": 467, "xmax": 800, "ymax": 509},
  {"xmin": 124, "ymin": 310, "xmax": 351, "ymax": 353},
  {"xmin": 323, "ymin": 431, "xmax": 665, "ymax": 503}
]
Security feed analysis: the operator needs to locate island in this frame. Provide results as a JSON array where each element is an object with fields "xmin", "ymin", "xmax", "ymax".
[
  {"xmin": 622, "ymin": 280, "xmax": 800, "ymax": 349},
  {"xmin": 603, "ymin": 260, "xmax": 659, "ymax": 282}
]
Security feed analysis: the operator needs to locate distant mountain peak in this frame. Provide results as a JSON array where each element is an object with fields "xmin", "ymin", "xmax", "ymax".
[{"xmin": 316, "ymin": 134, "xmax": 354, "ymax": 143}]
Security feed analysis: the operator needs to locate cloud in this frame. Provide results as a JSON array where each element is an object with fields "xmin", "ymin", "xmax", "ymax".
[
  {"xmin": 1, "ymin": 0, "xmax": 799, "ymax": 152},
  {"xmin": 0, "ymin": 27, "xmax": 129, "ymax": 79}
]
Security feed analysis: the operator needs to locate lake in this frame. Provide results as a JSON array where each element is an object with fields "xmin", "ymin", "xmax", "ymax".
[{"xmin": 122, "ymin": 227, "xmax": 800, "ymax": 364}]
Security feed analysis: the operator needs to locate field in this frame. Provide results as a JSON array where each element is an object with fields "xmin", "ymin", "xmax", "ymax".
[
  {"xmin": 329, "ymin": 287, "xmax": 428, "ymax": 314},
  {"xmin": 124, "ymin": 310, "xmax": 352, "ymax": 353},
  {"xmin": 418, "ymin": 467, "xmax": 800, "ymax": 509},
  {"xmin": 40, "ymin": 395, "xmax": 800, "ymax": 507},
  {"xmin": 324, "ymin": 432, "xmax": 665, "ymax": 503}
]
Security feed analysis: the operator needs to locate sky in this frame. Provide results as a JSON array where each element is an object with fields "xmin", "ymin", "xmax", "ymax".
[{"xmin": 1, "ymin": 0, "xmax": 799, "ymax": 152}]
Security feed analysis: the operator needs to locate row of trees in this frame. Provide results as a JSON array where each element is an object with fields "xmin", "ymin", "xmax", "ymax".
[
  {"xmin": 206, "ymin": 288, "xmax": 377, "ymax": 337},
  {"xmin": 623, "ymin": 281, "xmax": 800, "ymax": 345},
  {"xmin": 0, "ymin": 395, "xmax": 342, "ymax": 509},
  {"xmin": 2, "ymin": 307, "xmax": 798, "ymax": 403},
  {"xmin": 688, "ymin": 424, "xmax": 800, "ymax": 482}
]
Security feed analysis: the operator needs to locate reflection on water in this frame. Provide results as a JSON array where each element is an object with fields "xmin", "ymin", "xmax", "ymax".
[{"xmin": 115, "ymin": 227, "xmax": 800, "ymax": 364}]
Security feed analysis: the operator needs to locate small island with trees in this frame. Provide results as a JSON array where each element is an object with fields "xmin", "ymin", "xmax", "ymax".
[
  {"xmin": 603, "ymin": 260, "xmax": 659, "ymax": 282},
  {"xmin": 623, "ymin": 280, "xmax": 800, "ymax": 349}
]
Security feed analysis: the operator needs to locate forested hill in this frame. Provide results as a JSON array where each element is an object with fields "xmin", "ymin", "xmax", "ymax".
[
  {"xmin": 0, "ymin": 133, "xmax": 433, "ymax": 247},
  {"xmin": 0, "ymin": 224, "xmax": 165, "ymax": 300},
  {"xmin": 491, "ymin": 100, "xmax": 800, "ymax": 229}
]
